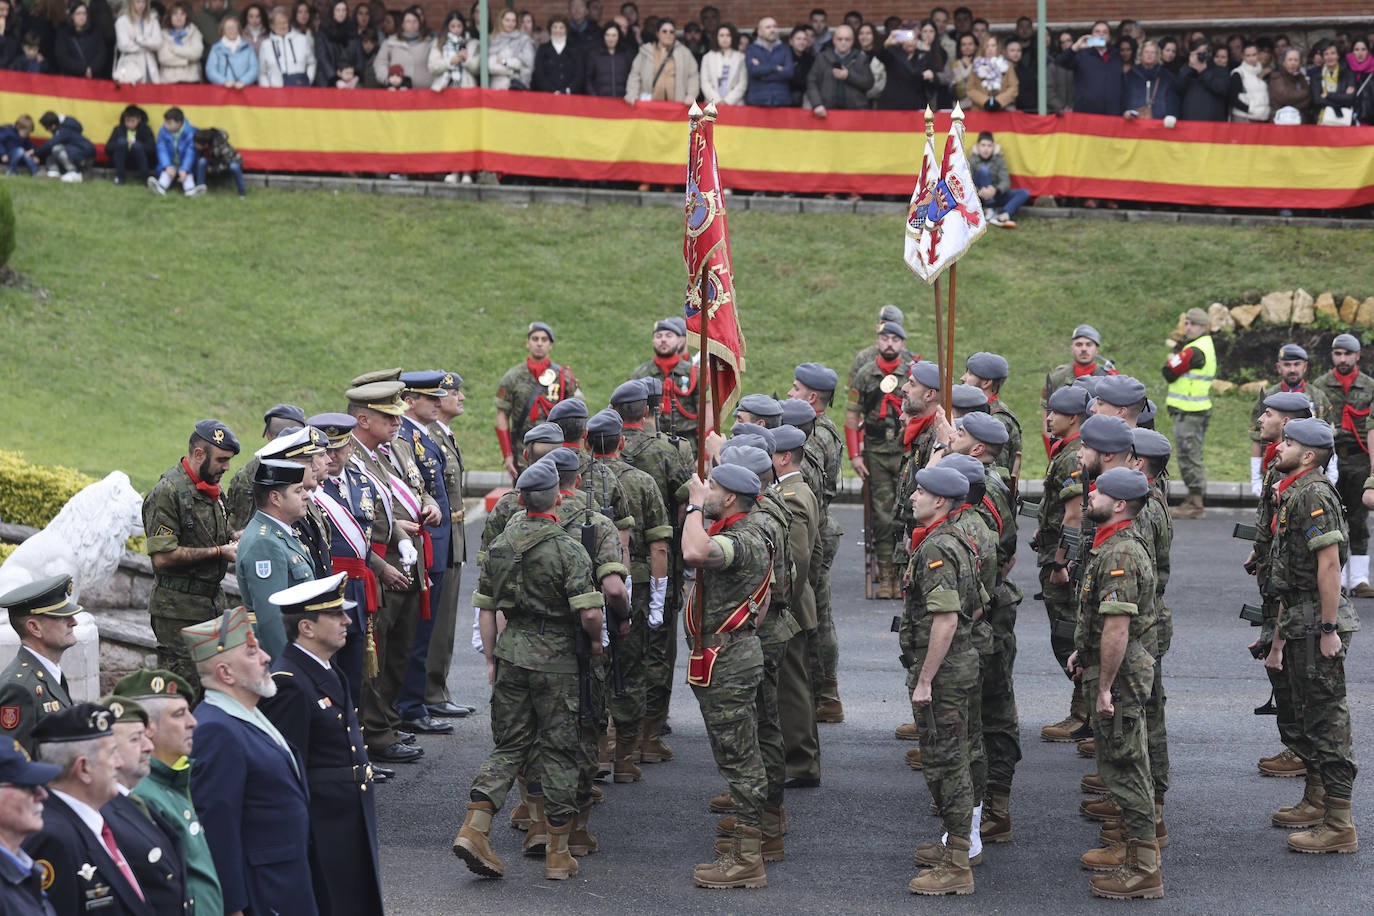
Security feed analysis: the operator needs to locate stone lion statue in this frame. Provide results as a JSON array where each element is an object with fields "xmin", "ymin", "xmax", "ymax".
[{"xmin": 0, "ymin": 471, "xmax": 144, "ymax": 602}]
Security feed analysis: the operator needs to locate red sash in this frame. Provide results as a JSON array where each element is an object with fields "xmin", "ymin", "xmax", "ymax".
[
  {"xmin": 331, "ymin": 555, "xmax": 379, "ymax": 614},
  {"xmin": 525, "ymin": 359, "xmax": 574, "ymax": 423},
  {"xmin": 981, "ymin": 495, "xmax": 1003, "ymax": 534},
  {"xmin": 685, "ymin": 514, "xmax": 770, "ymax": 687},
  {"xmin": 417, "ymin": 527, "xmax": 434, "ymax": 621}
]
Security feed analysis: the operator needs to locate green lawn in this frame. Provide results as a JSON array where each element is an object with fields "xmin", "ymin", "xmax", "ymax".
[{"xmin": 3, "ymin": 180, "xmax": 1372, "ymax": 494}]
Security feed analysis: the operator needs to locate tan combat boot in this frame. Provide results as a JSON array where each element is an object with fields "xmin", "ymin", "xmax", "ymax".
[
  {"xmin": 718, "ymin": 807, "xmax": 787, "ymax": 838},
  {"xmin": 909, "ymin": 835, "xmax": 975, "ymax": 895},
  {"xmin": 640, "ymin": 713, "xmax": 675, "ymax": 763},
  {"xmin": 874, "ymin": 560, "xmax": 895, "ymax": 599},
  {"xmin": 569, "ymin": 802, "xmax": 598, "ymax": 856},
  {"xmin": 815, "ymin": 678, "xmax": 845, "ymax": 723},
  {"xmin": 544, "ymin": 819, "xmax": 579, "ymax": 880},
  {"xmin": 613, "ymin": 734, "xmax": 642, "ymax": 784},
  {"xmin": 980, "ymin": 782, "xmax": 1012, "ymax": 843},
  {"xmin": 914, "ymin": 839, "xmax": 984, "ymax": 866},
  {"xmin": 1273, "ymin": 774, "xmax": 1326, "ymax": 828},
  {"xmin": 1288, "ymin": 796, "xmax": 1358, "ymax": 853},
  {"xmin": 1080, "ymin": 794, "xmax": 1122, "ymax": 822},
  {"xmin": 1041, "ymin": 691, "xmax": 1087, "ymax": 743},
  {"xmin": 694, "ymin": 825, "xmax": 768, "ymax": 888},
  {"xmin": 887, "ymin": 567, "xmax": 904, "ymax": 598},
  {"xmin": 895, "ymin": 721, "xmax": 920, "ymax": 740},
  {"xmin": 1154, "ymin": 794, "xmax": 1169, "ymax": 848},
  {"xmin": 1090, "ymin": 839, "xmax": 1163, "ymax": 899},
  {"xmin": 1080, "ymin": 839, "xmax": 1127, "ymax": 871},
  {"xmin": 509, "ymin": 777, "xmax": 531, "ymax": 830},
  {"xmin": 1171, "ymin": 489, "xmax": 1205, "ymax": 519},
  {"xmin": 1081, "ymin": 772, "xmax": 1107, "ymax": 793},
  {"xmin": 708, "ymin": 788, "xmax": 734, "ymax": 813},
  {"xmin": 596, "ymin": 730, "xmax": 612, "ymax": 778},
  {"xmin": 905, "ymin": 747, "xmax": 924, "ymax": 770},
  {"xmin": 452, "ymin": 801, "xmax": 505, "ymax": 877},
  {"xmin": 1077, "ymin": 738, "xmax": 1096, "ymax": 758},
  {"xmin": 589, "ymin": 784, "xmax": 604, "ymax": 804},
  {"xmin": 715, "ymin": 806, "xmax": 785, "ymax": 861},
  {"xmin": 522, "ymin": 793, "xmax": 549, "ymax": 855},
  {"xmin": 1258, "ymin": 746, "xmax": 1307, "ymax": 777}
]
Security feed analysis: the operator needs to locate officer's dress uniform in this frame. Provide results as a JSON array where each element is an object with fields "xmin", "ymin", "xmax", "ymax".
[
  {"xmin": 235, "ymin": 511, "xmax": 315, "ymax": 660},
  {"xmin": 317, "ymin": 464, "xmax": 382, "ymax": 702},
  {"xmin": 0, "ymin": 647, "xmax": 71, "ymax": 756},
  {"xmin": 427, "ymin": 411, "xmax": 469, "ymax": 711}
]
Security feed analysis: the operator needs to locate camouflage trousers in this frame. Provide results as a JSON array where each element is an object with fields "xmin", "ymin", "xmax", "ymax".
[
  {"xmin": 757, "ymin": 630, "xmax": 788, "ymax": 807},
  {"xmin": 471, "ymin": 663, "xmax": 583, "ymax": 824},
  {"xmin": 967, "ymin": 663, "xmax": 987, "ymax": 805},
  {"xmin": 981, "ymin": 638, "xmax": 1022, "ymax": 786},
  {"xmin": 911, "ymin": 659, "xmax": 977, "ymax": 840},
  {"xmin": 867, "ymin": 444, "xmax": 904, "ymax": 567},
  {"xmin": 151, "ymin": 616, "xmax": 206, "ymax": 696},
  {"xmin": 577, "ymin": 664, "xmax": 608, "ymax": 799},
  {"xmin": 643, "ymin": 582, "xmax": 683, "ymax": 719},
  {"xmin": 607, "ymin": 602, "xmax": 650, "ymax": 745},
  {"xmin": 692, "ymin": 662, "xmax": 767, "ymax": 830},
  {"xmin": 1086, "ymin": 676, "xmax": 1154, "ymax": 842},
  {"xmin": 1167, "ymin": 407, "xmax": 1209, "ymax": 490},
  {"xmin": 808, "ymin": 519, "xmax": 842, "ymax": 688},
  {"xmin": 1145, "ymin": 655, "xmax": 1170, "ymax": 797},
  {"xmin": 1334, "ymin": 453, "xmax": 1370, "ymax": 555},
  {"xmin": 1039, "ymin": 567, "xmax": 1077, "ymax": 669},
  {"xmin": 1283, "ymin": 635, "xmax": 1357, "ymax": 799}
]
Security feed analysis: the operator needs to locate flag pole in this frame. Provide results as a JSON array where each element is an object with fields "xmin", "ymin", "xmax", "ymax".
[
  {"xmin": 932, "ymin": 275, "xmax": 946, "ymax": 413},
  {"xmin": 688, "ymin": 102, "xmax": 708, "ymax": 669},
  {"xmin": 946, "ymin": 263, "xmax": 958, "ymax": 405}
]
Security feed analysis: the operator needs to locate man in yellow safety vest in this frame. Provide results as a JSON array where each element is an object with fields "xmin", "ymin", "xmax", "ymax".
[{"xmin": 1161, "ymin": 307, "xmax": 1216, "ymax": 519}]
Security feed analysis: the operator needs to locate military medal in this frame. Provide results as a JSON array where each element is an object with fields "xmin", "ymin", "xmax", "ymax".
[
  {"xmin": 537, "ymin": 368, "xmax": 557, "ymax": 387},
  {"xmin": 880, "ymin": 375, "xmax": 899, "ymax": 393},
  {"xmin": 148, "ymin": 848, "xmax": 162, "ymax": 864}
]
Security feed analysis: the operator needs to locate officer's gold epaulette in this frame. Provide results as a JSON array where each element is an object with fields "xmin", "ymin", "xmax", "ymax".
[
  {"xmin": 259, "ymin": 524, "xmax": 269, "ymax": 535},
  {"xmin": 272, "ymin": 671, "xmax": 294, "ymax": 677}
]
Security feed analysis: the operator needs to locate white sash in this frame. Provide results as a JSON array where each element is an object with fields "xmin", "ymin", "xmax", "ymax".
[
  {"xmin": 314, "ymin": 486, "xmax": 366, "ymax": 557},
  {"xmin": 379, "ymin": 444, "xmax": 423, "ymax": 521}
]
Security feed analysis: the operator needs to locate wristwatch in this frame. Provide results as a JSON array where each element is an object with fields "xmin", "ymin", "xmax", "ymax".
[
  {"xmin": 1320, "ymin": 621, "xmax": 1339, "ymax": 634},
  {"xmin": 685, "ymin": 504, "xmax": 703, "ymax": 516}
]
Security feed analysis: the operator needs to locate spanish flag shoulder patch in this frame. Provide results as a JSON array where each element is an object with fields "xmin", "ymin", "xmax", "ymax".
[
  {"xmin": 1108, "ymin": 568, "xmax": 1126, "ymax": 577},
  {"xmin": 928, "ymin": 559, "xmax": 944, "ymax": 570},
  {"xmin": 1310, "ymin": 508, "xmax": 1324, "ymax": 518}
]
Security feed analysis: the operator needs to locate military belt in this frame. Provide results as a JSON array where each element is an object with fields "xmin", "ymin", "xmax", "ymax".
[
  {"xmin": 508, "ymin": 616, "xmax": 576, "ymax": 636},
  {"xmin": 154, "ymin": 575, "xmax": 221, "ymax": 598},
  {"xmin": 308, "ymin": 764, "xmax": 374, "ymax": 784},
  {"xmin": 699, "ymin": 627, "xmax": 757, "ymax": 648}
]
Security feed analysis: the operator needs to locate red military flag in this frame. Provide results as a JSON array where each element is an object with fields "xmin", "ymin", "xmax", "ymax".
[{"xmin": 683, "ymin": 103, "xmax": 746, "ymax": 427}]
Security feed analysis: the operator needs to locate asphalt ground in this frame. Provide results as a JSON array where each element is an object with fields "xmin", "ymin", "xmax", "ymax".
[{"xmin": 375, "ymin": 505, "xmax": 1374, "ymax": 914}]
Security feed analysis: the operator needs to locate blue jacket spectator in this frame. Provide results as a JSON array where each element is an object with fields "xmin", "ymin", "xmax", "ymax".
[
  {"xmin": 35, "ymin": 113, "xmax": 95, "ymax": 179},
  {"xmin": 1055, "ymin": 23, "xmax": 1122, "ymax": 115},
  {"xmin": 744, "ymin": 19, "xmax": 793, "ymax": 107},
  {"xmin": 157, "ymin": 118, "xmax": 196, "ymax": 172},
  {"xmin": 206, "ymin": 18, "xmax": 259, "ymax": 86},
  {"xmin": 1123, "ymin": 58, "xmax": 1178, "ymax": 118},
  {"xmin": 0, "ymin": 117, "xmax": 38, "ymax": 175}
]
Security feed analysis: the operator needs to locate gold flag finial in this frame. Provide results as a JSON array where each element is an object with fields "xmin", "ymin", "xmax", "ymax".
[{"xmin": 689, "ymin": 101, "xmax": 703, "ymax": 121}]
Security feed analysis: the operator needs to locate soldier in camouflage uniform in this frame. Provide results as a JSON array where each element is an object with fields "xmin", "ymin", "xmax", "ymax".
[
  {"xmin": 846, "ymin": 304, "xmax": 919, "ymax": 390},
  {"xmin": 453, "ymin": 459, "xmax": 606, "ymax": 882},
  {"xmin": 900, "ymin": 466, "xmax": 979, "ymax": 896},
  {"xmin": 1034, "ymin": 386, "xmax": 1090, "ymax": 742},
  {"xmin": 550, "ymin": 398, "xmax": 635, "ymax": 562},
  {"xmin": 681, "ymin": 464, "xmax": 773, "ymax": 889},
  {"xmin": 1040, "ymin": 323, "xmax": 1117, "ymax": 457},
  {"xmin": 847, "ymin": 322, "xmax": 919, "ymax": 598},
  {"xmin": 494, "ymin": 322, "xmax": 582, "ymax": 482},
  {"xmin": 1066, "ymin": 467, "xmax": 1161, "ymax": 899},
  {"xmin": 630, "ymin": 317, "xmax": 702, "ymax": 452},
  {"xmin": 1248, "ymin": 344, "xmax": 1332, "ymax": 497},
  {"xmin": 962, "ymin": 353, "xmax": 1021, "ymax": 481},
  {"xmin": 224, "ymin": 405, "xmax": 306, "ymax": 531},
  {"xmin": 1314, "ymin": 334, "xmax": 1374, "ymax": 597},
  {"xmin": 143, "ymin": 419, "xmax": 241, "ymax": 692},
  {"xmin": 478, "ymin": 424, "xmax": 567, "ymax": 560},
  {"xmin": 1263, "ymin": 418, "xmax": 1360, "ymax": 855}
]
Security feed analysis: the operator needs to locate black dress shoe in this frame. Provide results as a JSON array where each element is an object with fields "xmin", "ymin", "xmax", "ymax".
[
  {"xmin": 427, "ymin": 701, "xmax": 473, "ymax": 718},
  {"xmin": 396, "ymin": 731, "xmax": 417, "ymax": 745},
  {"xmin": 370, "ymin": 742, "xmax": 424, "ymax": 763},
  {"xmin": 371, "ymin": 765, "xmax": 396, "ymax": 779},
  {"xmin": 401, "ymin": 715, "xmax": 455, "ymax": 735},
  {"xmin": 371, "ymin": 770, "xmax": 389, "ymax": 783},
  {"xmin": 784, "ymin": 777, "xmax": 821, "ymax": 789}
]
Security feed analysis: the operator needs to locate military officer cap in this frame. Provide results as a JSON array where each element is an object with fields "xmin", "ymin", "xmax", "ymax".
[
  {"xmin": 779, "ymin": 399, "xmax": 816, "ymax": 428},
  {"xmin": 1278, "ymin": 343, "xmax": 1308, "ymax": 362},
  {"xmin": 546, "ymin": 447, "xmax": 581, "ymax": 472},
  {"xmin": 730, "ymin": 423, "xmax": 775, "ymax": 453},
  {"xmin": 0, "ymin": 574, "xmax": 81, "ymax": 619},
  {"xmin": 194, "ymin": 419, "xmax": 240, "ymax": 454},
  {"xmin": 346, "ymin": 381, "xmax": 405, "ymax": 416},
  {"xmin": 794, "ymin": 362, "xmax": 838, "ymax": 393},
  {"xmin": 1047, "ymin": 385, "xmax": 1091, "ymax": 416},
  {"xmin": 587, "ymin": 409, "xmax": 624, "ymax": 438},
  {"xmin": 965, "ymin": 352, "xmax": 1009, "ymax": 380},
  {"xmin": 547, "ymin": 398, "xmax": 588, "ymax": 421},
  {"xmin": 256, "ymin": 426, "xmax": 326, "ymax": 461},
  {"xmin": 610, "ymin": 380, "xmax": 648, "ymax": 405},
  {"xmin": 1095, "ymin": 466, "xmax": 1151, "ymax": 501},
  {"xmin": 771, "ymin": 425, "xmax": 807, "ymax": 452},
  {"xmin": 1283, "ymin": 417, "xmax": 1336, "ymax": 449},
  {"xmin": 737, "ymin": 394, "xmax": 783, "ymax": 419},
  {"xmin": 940, "ymin": 454, "xmax": 986, "ymax": 492},
  {"xmin": 516, "ymin": 459, "xmax": 559, "ymax": 493},
  {"xmin": 711, "ymin": 462, "xmax": 762, "ymax": 497},
  {"xmin": 253, "ymin": 459, "xmax": 305, "ymax": 486},
  {"xmin": 307, "ymin": 412, "xmax": 357, "ymax": 449},
  {"xmin": 719, "ymin": 444, "xmax": 772, "ymax": 477},
  {"xmin": 1072, "ymin": 324, "xmax": 1101, "ymax": 345},
  {"xmin": 1095, "ymin": 375, "xmax": 1147, "ymax": 408},
  {"xmin": 1332, "ymin": 333, "xmax": 1362, "ymax": 353},
  {"xmin": 113, "ymin": 668, "xmax": 194, "ymax": 702},
  {"xmin": 399, "ymin": 370, "xmax": 448, "ymax": 397},
  {"xmin": 961, "ymin": 411, "xmax": 1008, "ymax": 446},
  {"xmin": 908, "ymin": 360, "xmax": 941, "ymax": 391},
  {"xmin": 181, "ymin": 606, "xmax": 256, "ymax": 661},
  {"xmin": 655, "ymin": 317, "xmax": 687, "ymax": 336},
  {"xmin": 879, "ymin": 321, "xmax": 907, "ymax": 340},
  {"xmin": 1130, "ymin": 428, "xmax": 1172, "ymax": 460},
  {"xmin": 527, "ymin": 321, "xmax": 556, "ymax": 341},
  {"xmin": 440, "ymin": 371, "xmax": 463, "ymax": 391},
  {"xmin": 271, "ymin": 571, "xmax": 355, "ymax": 616},
  {"xmin": 878, "ymin": 304, "xmax": 904, "ymax": 324},
  {"xmin": 523, "ymin": 422, "xmax": 564, "ymax": 445},
  {"xmin": 1079, "ymin": 414, "xmax": 1134, "ymax": 454},
  {"xmin": 729, "ymin": 433, "xmax": 774, "ymax": 458},
  {"xmin": 31, "ymin": 703, "xmax": 114, "ymax": 745},
  {"xmin": 350, "ymin": 368, "xmax": 402, "ymax": 386},
  {"xmin": 1184, "ymin": 307, "xmax": 1210, "ymax": 325},
  {"xmin": 951, "ymin": 384, "xmax": 988, "ymax": 410},
  {"xmin": 1138, "ymin": 399, "xmax": 1157, "ymax": 424},
  {"xmin": 915, "ymin": 465, "xmax": 969, "ymax": 500},
  {"xmin": 0, "ymin": 735, "xmax": 59, "ymax": 785},
  {"xmin": 98, "ymin": 694, "xmax": 148, "ymax": 726},
  {"xmin": 262, "ymin": 404, "xmax": 306, "ymax": 436},
  {"xmin": 1263, "ymin": 391, "xmax": 1314, "ymax": 416}
]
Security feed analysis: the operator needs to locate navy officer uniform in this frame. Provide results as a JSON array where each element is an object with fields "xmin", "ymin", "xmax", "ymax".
[{"xmin": 0, "ymin": 576, "xmax": 79, "ymax": 756}]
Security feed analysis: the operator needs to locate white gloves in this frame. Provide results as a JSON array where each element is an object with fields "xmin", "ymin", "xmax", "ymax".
[
  {"xmin": 648, "ymin": 577, "xmax": 668, "ymax": 629},
  {"xmin": 397, "ymin": 538, "xmax": 418, "ymax": 568},
  {"xmin": 1327, "ymin": 453, "xmax": 1339, "ymax": 485},
  {"xmin": 1250, "ymin": 456, "xmax": 1262, "ymax": 498}
]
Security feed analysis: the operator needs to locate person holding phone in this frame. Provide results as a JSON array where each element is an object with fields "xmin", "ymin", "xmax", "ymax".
[
  {"xmin": 1055, "ymin": 19, "xmax": 1121, "ymax": 114},
  {"xmin": 876, "ymin": 18, "xmax": 941, "ymax": 110},
  {"xmin": 1176, "ymin": 38, "xmax": 1229, "ymax": 121}
]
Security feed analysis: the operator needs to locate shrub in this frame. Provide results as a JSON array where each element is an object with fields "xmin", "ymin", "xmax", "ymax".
[{"xmin": 0, "ymin": 450, "xmax": 97, "ymax": 529}]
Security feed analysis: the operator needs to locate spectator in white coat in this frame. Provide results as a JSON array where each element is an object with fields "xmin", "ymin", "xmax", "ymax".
[
  {"xmin": 158, "ymin": 1, "xmax": 205, "ymax": 83},
  {"xmin": 1229, "ymin": 41, "xmax": 1272, "ymax": 122},
  {"xmin": 699, "ymin": 22, "xmax": 746, "ymax": 104},
  {"xmin": 376, "ymin": 4, "xmax": 435, "ymax": 89},
  {"xmin": 114, "ymin": 0, "xmax": 163, "ymax": 84},
  {"xmin": 259, "ymin": 4, "xmax": 315, "ymax": 86}
]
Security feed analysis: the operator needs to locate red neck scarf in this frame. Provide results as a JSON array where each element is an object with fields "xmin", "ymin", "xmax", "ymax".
[
  {"xmin": 1092, "ymin": 518, "xmax": 1132, "ymax": 550},
  {"xmin": 527, "ymin": 356, "xmax": 551, "ymax": 379},
  {"xmin": 1262, "ymin": 441, "xmax": 1279, "ymax": 471},
  {"xmin": 875, "ymin": 355, "xmax": 905, "ymax": 419},
  {"xmin": 526, "ymin": 357, "xmax": 562, "ymax": 422},
  {"xmin": 903, "ymin": 412, "xmax": 936, "ymax": 449},
  {"xmin": 1336, "ymin": 368, "xmax": 1358, "ymax": 395},
  {"xmin": 181, "ymin": 458, "xmax": 221, "ymax": 500},
  {"xmin": 909, "ymin": 512, "xmax": 953, "ymax": 552},
  {"xmin": 1281, "ymin": 379, "xmax": 1306, "ymax": 393},
  {"xmin": 708, "ymin": 512, "xmax": 748, "ymax": 536},
  {"xmin": 1048, "ymin": 430, "xmax": 1080, "ymax": 459},
  {"xmin": 1072, "ymin": 362, "xmax": 1097, "ymax": 378},
  {"xmin": 986, "ymin": 393, "xmax": 999, "ymax": 403},
  {"xmin": 1271, "ymin": 467, "xmax": 1315, "ymax": 533},
  {"xmin": 623, "ymin": 422, "xmax": 644, "ymax": 431},
  {"xmin": 654, "ymin": 354, "xmax": 683, "ymax": 379},
  {"xmin": 563, "ymin": 441, "xmax": 582, "ymax": 450},
  {"xmin": 529, "ymin": 511, "xmax": 560, "ymax": 523}
]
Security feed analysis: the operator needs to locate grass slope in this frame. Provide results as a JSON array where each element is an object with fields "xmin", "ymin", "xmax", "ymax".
[{"xmin": 3, "ymin": 180, "xmax": 1372, "ymax": 493}]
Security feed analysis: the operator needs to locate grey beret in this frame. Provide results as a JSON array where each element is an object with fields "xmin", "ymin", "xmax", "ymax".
[
  {"xmin": 546, "ymin": 447, "xmax": 581, "ymax": 472},
  {"xmin": 516, "ymin": 458, "xmax": 558, "ymax": 491},
  {"xmin": 1072, "ymin": 375, "xmax": 1101, "ymax": 396},
  {"xmin": 194, "ymin": 419, "xmax": 240, "ymax": 454},
  {"xmin": 794, "ymin": 362, "xmax": 839, "ymax": 392},
  {"xmin": 1079, "ymin": 414, "xmax": 1134, "ymax": 454},
  {"xmin": 965, "ymin": 352, "xmax": 1009, "ymax": 380},
  {"xmin": 729, "ymin": 433, "xmax": 774, "ymax": 457},
  {"xmin": 655, "ymin": 317, "xmax": 687, "ymax": 336},
  {"xmin": 1047, "ymin": 386, "xmax": 1090, "ymax": 416},
  {"xmin": 1095, "ymin": 467, "xmax": 1150, "ymax": 500},
  {"xmin": 527, "ymin": 321, "xmax": 555, "ymax": 341},
  {"xmin": 940, "ymin": 453, "xmax": 986, "ymax": 490},
  {"xmin": 1138, "ymin": 398, "xmax": 1157, "ymax": 424},
  {"xmin": 1072, "ymin": 324, "xmax": 1101, "ymax": 345},
  {"xmin": 547, "ymin": 398, "xmax": 587, "ymax": 421},
  {"xmin": 642, "ymin": 376, "xmax": 664, "ymax": 399},
  {"xmin": 915, "ymin": 465, "xmax": 969, "ymax": 500},
  {"xmin": 878, "ymin": 304, "xmax": 905, "ymax": 323},
  {"xmin": 610, "ymin": 380, "xmax": 648, "ymax": 405},
  {"xmin": 1283, "ymin": 417, "xmax": 1335, "ymax": 449},
  {"xmin": 587, "ymin": 409, "xmax": 623, "ymax": 437},
  {"xmin": 908, "ymin": 360, "xmax": 941, "ymax": 391},
  {"xmin": 1332, "ymin": 333, "xmax": 1362, "ymax": 352},
  {"xmin": 737, "ymin": 394, "xmax": 783, "ymax": 418},
  {"xmin": 961, "ymin": 411, "xmax": 1009, "ymax": 445},
  {"xmin": 880, "ymin": 321, "xmax": 907, "ymax": 340},
  {"xmin": 523, "ymin": 422, "xmax": 564, "ymax": 445},
  {"xmin": 1095, "ymin": 375, "xmax": 1147, "ymax": 407},
  {"xmin": 1278, "ymin": 343, "xmax": 1308, "ymax": 361},
  {"xmin": 771, "ymin": 425, "xmax": 807, "ymax": 452},
  {"xmin": 1131, "ymin": 428, "xmax": 1172, "ymax": 459},
  {"xmin": 780, "ymin": 399, "xmax": 817, "ymax": 427},
  {"xmin": 1262, "ymin": 391, "xmax": 1315, "ymax": 416},
  {"xmin": 951, "ymin": 384, "xmax": 989, "ymax": 410},
  {"xmin": 719, "ymin": 444, "xmax": 773, "ymax": 477},
  {"xmin": 712, "ymin": 463, "xmax": 762, "ymax": 497},
  {"xmin": 731, "ymin": 423, "xmax": 775, "ymax": 453}
]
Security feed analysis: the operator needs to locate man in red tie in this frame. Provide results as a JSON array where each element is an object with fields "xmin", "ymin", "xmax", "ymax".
[{"xmin": 24, "ymin": 703, "xmax": 155, "ymax": 916}]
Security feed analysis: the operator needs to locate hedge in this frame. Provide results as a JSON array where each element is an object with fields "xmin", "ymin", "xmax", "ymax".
[{"xmin": 0, "ymin": 450, "xmax": 98, "ymax": 529}]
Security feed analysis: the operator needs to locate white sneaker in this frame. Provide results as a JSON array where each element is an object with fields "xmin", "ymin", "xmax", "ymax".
[
  {"xmin": 147, "ymin": 176, "xmax": 166, "ymax": 195},
  {"xmin": 186, "ymin": 184, "xmax": 207, "ymax": 197},
  {"xmin": 388, "ymin": 173, "xmax": 405, "ymax": 181},
  {"xmin": 46, "ymin": 167, "xmax": 60, "ymax": 178},
  {"xmin": 60, "ymin": 171, "xmax": 82, "ymax": 183}
]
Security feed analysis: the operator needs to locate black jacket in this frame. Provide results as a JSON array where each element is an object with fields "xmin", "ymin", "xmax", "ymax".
[
  {"xmin": 22, "ymin": 793, "xmax": 155, "ymax": 916},
  {"xmin": 101, "ymin": 793, "xmax": 191, "ymax": 916},
  {"xmin": 53, "ymin": 21, "xmax": 107, "ymax": 77},
  {"xmin": 1309, "ymin": 64, "xmax": 1360, "ymax": 113},
  {"xmin": 876, "ymin": 45, "xmax": 941, "ymax": 110},
  {"xmin": 584, "ymin": 45, "xmax": 629, "ymax": 97},
  {"xmin": 106, "ymin": 108, "xmax": 155, "ymax": 150},
  {"xmin": 1176, "ymin": 63, "xmax": 1230, "ymax": 121},
  {"xmin": 533, "ymin": 40, "xmax": 585, "ymax": 93},
  {"xmin": 316, "ymin": 25, "xmax": 362, "ymax": 85}
]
